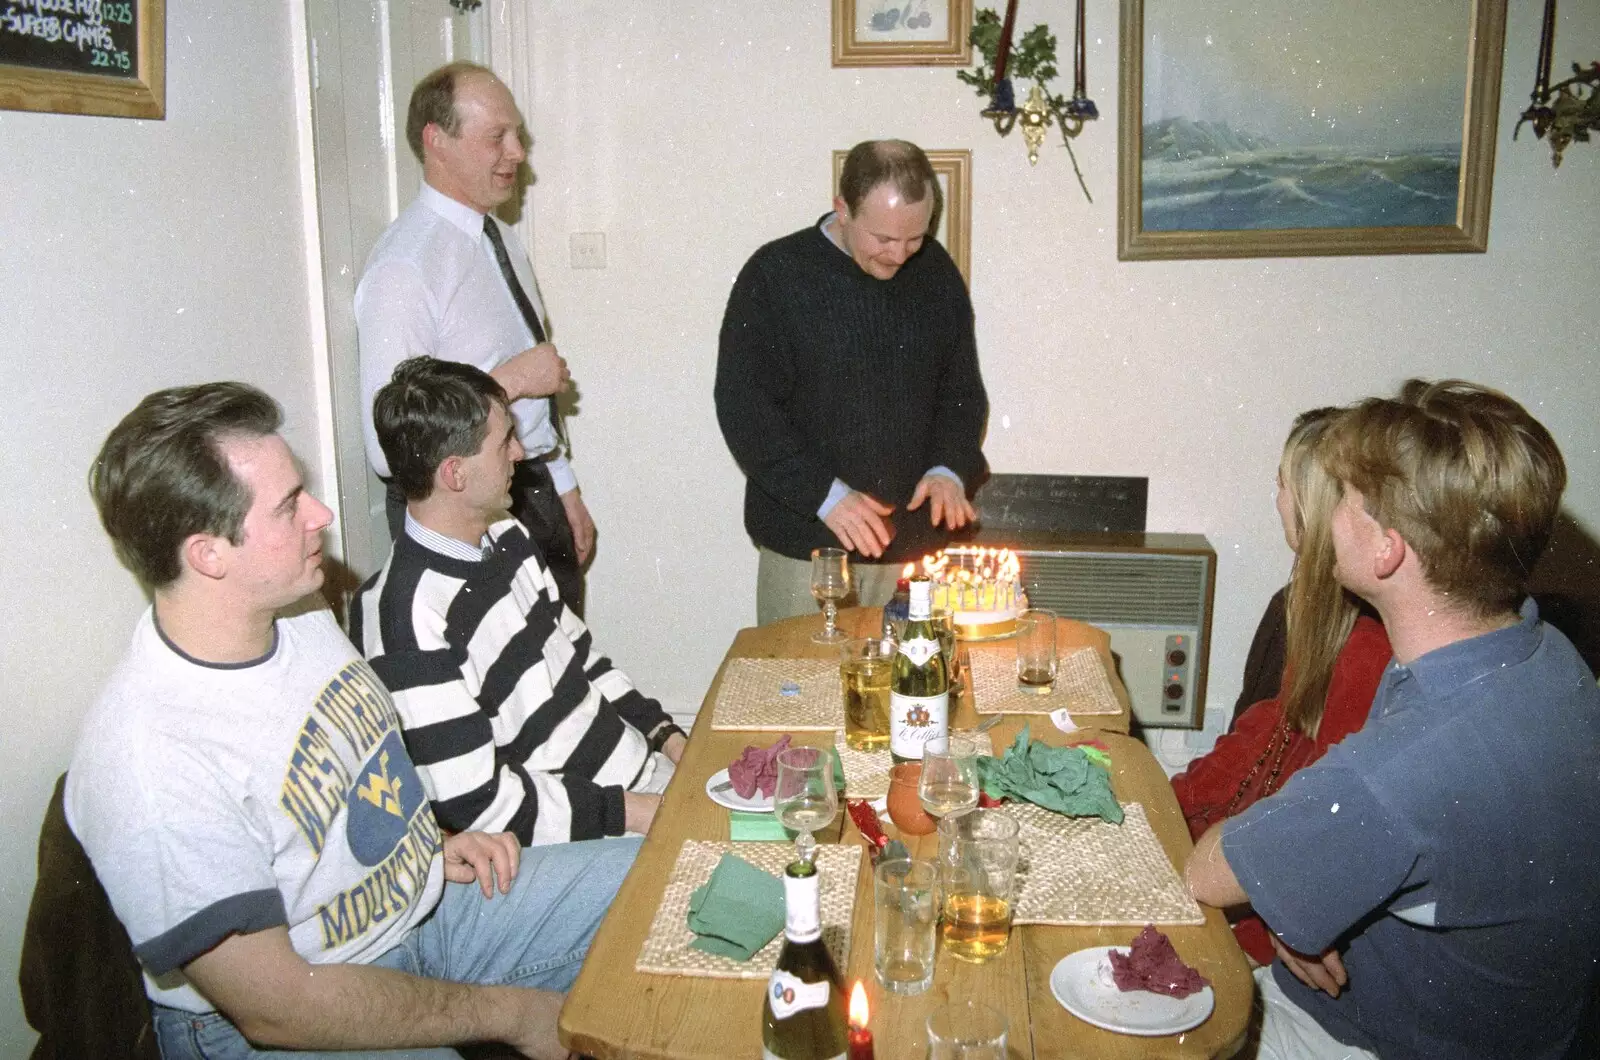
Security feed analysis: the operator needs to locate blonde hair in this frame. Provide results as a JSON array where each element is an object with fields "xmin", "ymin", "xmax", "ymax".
[
  {"xmin": 1324, "ymin": 379, "xmax": 1565, "ymax": 619},
  {"xmin": 1279, "ymin": 408, "xmax": 1359, "ymax": 738}
]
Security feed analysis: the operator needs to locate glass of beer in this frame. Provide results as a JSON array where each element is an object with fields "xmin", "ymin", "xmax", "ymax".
[
  {"xmin": 937, "ymin": 809, "xmax": 1020, "ymax": 963},
  {"xmin": 840, "ymin": 637, "xmax": 892, "ymax": 752},
  {"xmin": 1016, "ymin": 608, "xmax": 1057, "ymax": 694}
]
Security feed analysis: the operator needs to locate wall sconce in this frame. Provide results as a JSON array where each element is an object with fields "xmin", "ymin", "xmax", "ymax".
[
  {"xmin": 959, "ymin": 2, "xmax": 1098, "ymax": 199},
  {"xmin": 1513, "ymin": 0, "xmax": 1599, "ymax": 168}
]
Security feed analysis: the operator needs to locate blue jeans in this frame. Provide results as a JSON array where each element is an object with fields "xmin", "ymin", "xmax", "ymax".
[{"xmin": 152, "ymin": 835, "xmax": 642, "ymax": 1060}]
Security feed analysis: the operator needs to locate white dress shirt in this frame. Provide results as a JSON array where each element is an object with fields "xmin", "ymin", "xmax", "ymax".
[{"xmin": 355, "ymin": 182, "xmax": 575, "ymax": 493}]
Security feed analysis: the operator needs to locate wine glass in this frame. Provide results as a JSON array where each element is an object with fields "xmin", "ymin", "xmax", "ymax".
[
  {"xmin": 919, "ymin": 734, "xmax": 980, "ymax": 820},
  {"xmin": 774, "ymin": 746, "xmax": 839, "ymax": 865},
  {"xmin": 931, "ymin": 607, "xmax": 961, "ymax": 694},
  {"xmin": 810, "ymin": 547, "xmax": 851, "ymax": 644}
]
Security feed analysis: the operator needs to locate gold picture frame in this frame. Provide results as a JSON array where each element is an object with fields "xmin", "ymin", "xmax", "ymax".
[
  {"xmin": 0, "ymin": 0, "xmax": 165, "ymax": 119},
  {"xmin": 832, "ymin": 148, "xmax": 971, "ymax": 285},
  {"xmin": 1118, "ymin": 0, "xmax": 1505, "ymax": 260},
  {"xmin": 832, "ymin": 0, "xmax": 973, "ymax": 68}
]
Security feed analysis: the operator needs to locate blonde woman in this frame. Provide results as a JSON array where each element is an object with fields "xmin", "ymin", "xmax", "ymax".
[{"xmin": 1171, "ymin": 408, "xmax": 1391, "ymax": 965}]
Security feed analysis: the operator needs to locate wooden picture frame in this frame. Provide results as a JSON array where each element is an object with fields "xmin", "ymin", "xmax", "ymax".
[
  {"xmin": 832, "ymin": 147, "xmax": 971, "ymax": 285},
  {"xmin": 1118, "ymin": 0, "xmax": 1505, "ymax": 260},
  {"xmin": 1, "ymin": 0, "xmax": 165, "ymax": 119},
  {"xmin": 833, "ymin": 0, "xmax": 972, "ymax": 68}
]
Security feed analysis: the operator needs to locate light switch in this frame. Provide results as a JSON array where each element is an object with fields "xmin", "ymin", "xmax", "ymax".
[{"xmin": 570, "ymin": 232, "xmax": 606, "ymax": 269}]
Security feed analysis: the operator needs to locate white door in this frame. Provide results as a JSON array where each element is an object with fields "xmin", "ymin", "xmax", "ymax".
[{"xmin": 301, "ymin": 0, "xmax": 520, "ymax": 582}]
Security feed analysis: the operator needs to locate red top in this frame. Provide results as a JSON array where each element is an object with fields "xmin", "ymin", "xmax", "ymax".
[{"xmin": 1171, "ymin": 615, "xmax": 1391, "ymax": 964}]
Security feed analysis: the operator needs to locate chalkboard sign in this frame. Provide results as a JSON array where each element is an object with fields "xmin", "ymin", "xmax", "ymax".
[
  {"xmin": 956, "ymin": 473, "xmax": 1149, "ymax": 537},
  {"xmin": 0, "ymin": 0, "xmax": 163, "ymax": 118}
]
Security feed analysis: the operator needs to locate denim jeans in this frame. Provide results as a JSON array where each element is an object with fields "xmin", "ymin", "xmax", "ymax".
[{"xmin": 151, "ymin": 835, "xmax": 642, "ymax": 1060}]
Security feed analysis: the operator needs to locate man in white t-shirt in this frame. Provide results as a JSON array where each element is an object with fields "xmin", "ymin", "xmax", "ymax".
[{"xmin": 69, "ymin": 381, "xmax": 638, "ymax": 1059}]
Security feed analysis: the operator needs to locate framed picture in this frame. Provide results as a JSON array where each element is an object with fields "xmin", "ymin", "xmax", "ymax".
[
  {"xmin": 1118, "ymin": 0, "xmax": 1506, "ymax": 260},
  {"xmin": 833, "ymin": 0, "xmax": 972, "ymax": 67},
  {"xmin": 832, "ymin": 148, "xmax": 971, "ymax": 284},
  {"xmin": 0, "ymin": 0, "xmax": 165, "ymax": 118}
]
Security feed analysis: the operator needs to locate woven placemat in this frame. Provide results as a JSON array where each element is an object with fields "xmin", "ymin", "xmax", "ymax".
[
  {"xmin": 711, "ymin": 658, "xmax": 845, "ymax": 731},
  {"xmin": 635, "ymin": 841, "xmax": 862, "ymax": 978},
  {"xmin": 969, "ymin": 644, "xmax": 1122, "ymax": 716},
  {"xmin": 1002, "ymin": 801, "xmax": 1205, "ymax": 926},
  {"xmin": 834, "ymin": 730, "xmax": 891, "ymax": 799}
]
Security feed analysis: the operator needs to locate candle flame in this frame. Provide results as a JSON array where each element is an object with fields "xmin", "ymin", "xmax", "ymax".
[
  {"xmin": 849, "ymin": 980, "xmax": 869, "ymax": 1028},
  {"xmin": 901, "ymin": 562, "xmax": 915, "ymax": 579}
]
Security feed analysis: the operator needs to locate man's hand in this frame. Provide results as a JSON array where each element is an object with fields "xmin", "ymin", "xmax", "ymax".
[
  {"xmin": 823, "ymin": 491, "xmax": 896, "ymax": 558},
  {"xmin": 624, "ymin": 791, "xmax": 661, "ymax": 834},
  {"xmin": 560, "ymin": 488, "xmax": 596, "ymax": 565},
  {"xmin": 442, "ymin": 831, "xmax": 520, "ymax": 898},
  {"xmin": 662, "ymin": 731, "xmax": 687, "ymax": 764},
  {"xmin": 1269, "ymin": 933, "xmax": 1348, "ymax": 998},
  {"xmin": 908, "ymin": 474, "xmax": 975, "ymax": 531},
  {"xmin": 491, "ymin": 342, "xmax": 570, "ymax": 400}
]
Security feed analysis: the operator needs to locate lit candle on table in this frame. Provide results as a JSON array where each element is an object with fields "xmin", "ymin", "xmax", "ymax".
[{"xmin": 848, "ymin": 980, "xmax": 875, "ymax": 1060}]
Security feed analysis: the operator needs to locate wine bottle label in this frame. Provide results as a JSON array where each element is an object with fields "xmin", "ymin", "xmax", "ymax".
[
  {"xmin": 896, "ymin": 635, "xmax": 940, "ymax": 667},
  {"xmin": 889, "ymin": 691, "xmax": 948, "ymax": 759},
  {"xmin": 766, "ymin": 969, "xmax": 834, "ymax": 1020},
  {"xmin": 782, "ymin": 871, "xmax": 822, "ymax": 942}
]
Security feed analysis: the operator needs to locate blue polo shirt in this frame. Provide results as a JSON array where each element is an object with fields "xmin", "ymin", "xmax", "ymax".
[{"xmin": 1222, "ymin": 600, "xmax": 1600, "ymax": 1060}]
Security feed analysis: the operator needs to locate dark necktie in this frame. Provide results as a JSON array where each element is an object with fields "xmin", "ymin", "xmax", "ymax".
[{"xmin": 482, "ymin": 215, "xmax": 566, "ymax": 452}]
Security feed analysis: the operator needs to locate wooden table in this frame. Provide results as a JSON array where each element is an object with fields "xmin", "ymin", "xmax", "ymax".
[{"xmin": 561, "ymin": 608, "xmax": 1251, "ymax": 1059}]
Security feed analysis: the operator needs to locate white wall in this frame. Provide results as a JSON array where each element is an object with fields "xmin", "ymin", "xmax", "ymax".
[
  {"xmin": 0, "ymin": 1, "xmax": 320, "ymax": 1051},
  {"xmin": 524, "ymin": 0, "xmax": 1600, "ymax": 760}
]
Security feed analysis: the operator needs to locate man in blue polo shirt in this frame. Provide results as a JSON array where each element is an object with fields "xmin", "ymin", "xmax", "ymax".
[{"xmin": 1186, "ymin": 379, "xmax": 1600, "ymax": 1060}]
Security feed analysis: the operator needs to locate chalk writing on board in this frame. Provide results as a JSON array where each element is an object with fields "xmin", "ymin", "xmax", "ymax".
[{"xmin": 1, "ymin": 0, "xmax": 138, "ymax": 79}]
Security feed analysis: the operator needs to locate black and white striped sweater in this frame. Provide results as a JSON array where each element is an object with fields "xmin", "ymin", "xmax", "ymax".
[{"xmin": 351, "ymin": 518, "xmax": 680, "ymax": 844}]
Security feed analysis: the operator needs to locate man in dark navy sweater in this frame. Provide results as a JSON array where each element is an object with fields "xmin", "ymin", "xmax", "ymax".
[{"xmin": 715, "ymin": 139, "xmax": 990, "ymax": 623}]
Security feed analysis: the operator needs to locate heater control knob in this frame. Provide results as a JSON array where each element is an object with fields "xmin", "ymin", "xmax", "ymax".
[
  {"xmin": 1165, "ymin": 682, "xmax": 1183, "ymax": 701},
  {"xmin": 1167, "ymin": 648, "xmax": 1187, "ymax": 667}
]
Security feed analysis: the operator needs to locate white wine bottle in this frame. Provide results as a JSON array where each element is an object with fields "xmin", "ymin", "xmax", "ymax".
[
  {"xmin": 761, "ymin": 860, "xmax": 848, "ymax": 1060},
  {"xmin": 889, "ymin": 575, "xmax": 950, "ymax": 763}
]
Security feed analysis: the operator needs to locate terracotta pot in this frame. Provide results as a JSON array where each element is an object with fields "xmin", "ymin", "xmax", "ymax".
[{"xmin": 886, "ymin": 762, "xmax": 937, "ymax": 836}]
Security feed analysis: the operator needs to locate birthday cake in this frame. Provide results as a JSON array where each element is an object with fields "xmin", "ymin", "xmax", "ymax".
[{"xmin": 921, "ymin": 547, "xmax": 1027, "ymax": 639}]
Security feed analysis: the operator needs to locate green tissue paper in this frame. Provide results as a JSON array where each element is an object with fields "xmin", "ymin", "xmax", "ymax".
[{"xmin": 977, "ymin": 725, "xmax": 1124, "ymax": 824}]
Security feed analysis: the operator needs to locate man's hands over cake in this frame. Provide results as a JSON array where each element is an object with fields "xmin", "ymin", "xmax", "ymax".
[
  {"xmin": 909, "ymin": 474, "xmax": 975, "ymax": 530},
  {"xmin": 824, "ymin": 490, "xmax": 896, "ymax": 558}
]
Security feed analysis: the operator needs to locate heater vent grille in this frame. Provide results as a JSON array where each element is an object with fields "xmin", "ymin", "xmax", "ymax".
[{"xmin": 1022, "ymin": 552, "xmax": 1210, "ymax": 627}]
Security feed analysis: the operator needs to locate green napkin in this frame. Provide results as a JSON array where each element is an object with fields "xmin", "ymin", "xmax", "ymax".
[
  {"xmin": 977, "ymin": 726, "xmax": 1124, "ymax": 824},
  {"xmin": 830, "ymin": 745, "xmax": 847, "ymax": 792},
  {"xmin": 686, "ymin": 853, "xmax": 785, "ymax": 960},
  {"xmin": 729, "ymin": 810, "xmax": 790, "ymax": 841}
]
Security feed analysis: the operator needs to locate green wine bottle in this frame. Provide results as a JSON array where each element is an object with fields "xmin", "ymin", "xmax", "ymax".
[
  {"xmin": 761, "ymin": 860, "xmax": 848, "ymax": 1060},
  {"xmin": 890, "ymin": 575, "xmax": 950, "ymax": 763}
]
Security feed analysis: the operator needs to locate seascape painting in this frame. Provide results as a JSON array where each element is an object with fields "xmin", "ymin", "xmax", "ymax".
[{"xmin": 1119, "ymin": 0, "xmax": 1506, "ymax": 258}]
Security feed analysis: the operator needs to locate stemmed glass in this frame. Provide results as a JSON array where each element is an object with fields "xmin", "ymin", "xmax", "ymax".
[
  {"xmin": 774, "ymin": 746, "xmax": 838, "ymax": 865},
  {"xmin": 810, "ymin": 547, "xmax": 851, "ymax": 644},
  {"xmin": 919, "ymin": 734, "xmax": 980, "ymax": 820}
]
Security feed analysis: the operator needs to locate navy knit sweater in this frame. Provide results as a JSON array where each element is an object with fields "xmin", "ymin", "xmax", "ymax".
[{"xmin": 715, "ymin": 216, "xmax": 988, "ymax": 563}]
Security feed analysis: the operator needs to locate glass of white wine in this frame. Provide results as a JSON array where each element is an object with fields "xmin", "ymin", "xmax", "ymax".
[
  {"xmin": 810, "ymin": 547, "xmax": 851, "ymax": 644},
  {"xmin": 918, "ymin": 734, "xmax": 980, "ymax": 820},
  {"xmin": 774, "ymin": 746, "xmax": 838, "ymax": 865}
]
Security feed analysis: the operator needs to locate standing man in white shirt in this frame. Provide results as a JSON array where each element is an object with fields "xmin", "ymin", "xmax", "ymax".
[{"xmin": 357, "ymin": 61, "xmax": 594, "ymax": 613}]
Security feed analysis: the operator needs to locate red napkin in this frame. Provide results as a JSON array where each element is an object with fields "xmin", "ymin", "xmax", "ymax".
[
  {"xmin": 728, "ymin": 735, "xmax": 791, "ymax": 799},
  {"xmin": 1109, "ymin": 925, "xmax": 1209, "ymax": 999}
]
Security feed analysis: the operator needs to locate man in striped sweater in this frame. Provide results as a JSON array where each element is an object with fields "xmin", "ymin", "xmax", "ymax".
[{"xmin": 353, "ymin": 357, "xmax": 685, "ymax": 845}]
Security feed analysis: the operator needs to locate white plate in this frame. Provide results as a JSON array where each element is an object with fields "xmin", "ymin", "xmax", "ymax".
[
  {"xmin": 705, "ymin": 768, "xmax": 774, "ymax": 813},
  {"xmin": 1049, "ymin": 945, "xmax": 1214, "ymax": 1037}
]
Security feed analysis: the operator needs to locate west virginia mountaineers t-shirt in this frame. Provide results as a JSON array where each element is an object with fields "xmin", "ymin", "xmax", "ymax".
[{"xmin": 67, "ymin": 608, "xmax": 445, "ymax": 1012}]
